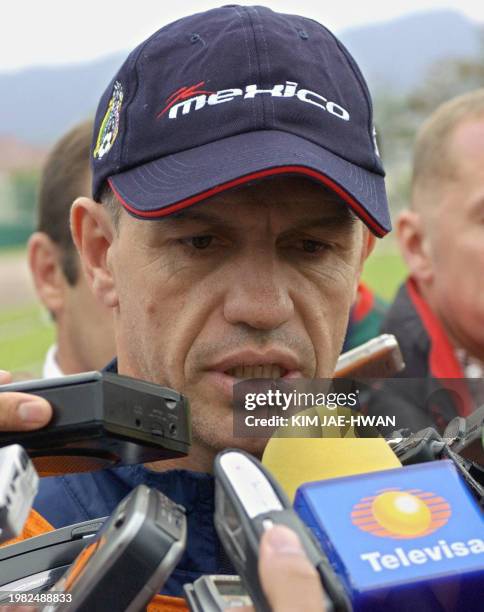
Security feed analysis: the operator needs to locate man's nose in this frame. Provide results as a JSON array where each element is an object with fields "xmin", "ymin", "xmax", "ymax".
[{"xmin": 223, "ymin": 256, "xmax": 294, "ymax": 330}]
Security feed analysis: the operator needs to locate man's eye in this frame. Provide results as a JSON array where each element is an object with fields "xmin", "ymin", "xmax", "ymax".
[
  {"xmin": 188, "ymin": 236, "xmax": 213, "ymax": 249},
  {"xmin": 301, "ymin": 239, "xmax": 326, "ymax": 253}
]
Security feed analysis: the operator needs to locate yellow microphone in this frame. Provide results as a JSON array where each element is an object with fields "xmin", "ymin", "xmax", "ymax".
[{"xmin": 262, "ymin": 417, "xmax": 401, "ymax": 501}]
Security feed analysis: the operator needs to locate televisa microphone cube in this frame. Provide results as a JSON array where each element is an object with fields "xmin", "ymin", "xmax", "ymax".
[{"xmin": 294, "ymin": 460, "xmax": 484, "ymax": 612}]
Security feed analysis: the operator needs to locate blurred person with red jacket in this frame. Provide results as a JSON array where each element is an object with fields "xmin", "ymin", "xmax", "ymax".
[
  {"xmin": 374, "ymin": 90, "xmax": 484, "ymax": 432},
  {"xmin": 344, "ymin": 282, "xmax": 388, "ymax": 351}
]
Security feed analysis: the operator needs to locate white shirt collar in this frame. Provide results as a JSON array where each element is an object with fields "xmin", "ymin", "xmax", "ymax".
[
  {"xmin": 455, "ymin": 348, "xmax": 484, "ymax": 378},
  {"xmin": 42, "ymin": 344, "xmax": 64, "ymax": 379}
]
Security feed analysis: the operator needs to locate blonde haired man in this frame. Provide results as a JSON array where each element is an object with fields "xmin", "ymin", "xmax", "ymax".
[{"xmin": 379, "ymin": 89, "xmax": 484, "ymax": 431}]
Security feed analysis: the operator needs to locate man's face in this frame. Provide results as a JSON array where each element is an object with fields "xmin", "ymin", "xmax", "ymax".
[
  {"xmin": 108, "ymin": 177, "xmax": 369, "ymax": 455},
  {"xmin": 424, "ymin": 118, "xmax": 484, "ymax": 359}
]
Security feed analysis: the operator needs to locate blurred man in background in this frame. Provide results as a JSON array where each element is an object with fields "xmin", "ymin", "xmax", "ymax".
[
  {"xmin": 27, "ymin": 120, "xmax": 115, "ymax": 377},
  {"xmin": 378, "ymin": 89, "xmax": 484, "ymax": 430}
]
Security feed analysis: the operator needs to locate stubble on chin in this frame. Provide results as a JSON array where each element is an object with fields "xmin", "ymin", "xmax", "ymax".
[{"xmin": 189, "ymin": 395, "xmax": 268, "ymax": 459}]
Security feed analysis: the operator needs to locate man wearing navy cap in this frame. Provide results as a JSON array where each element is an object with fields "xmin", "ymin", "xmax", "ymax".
[{"xmin": 30, "ymin": 5, "xmax": 390, "ymax": 600}]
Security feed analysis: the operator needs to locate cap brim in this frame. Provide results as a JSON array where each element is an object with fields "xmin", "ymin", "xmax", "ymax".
[{"xmin": 108, "ymin": 130, "xmax": 391, "ymax": 236}]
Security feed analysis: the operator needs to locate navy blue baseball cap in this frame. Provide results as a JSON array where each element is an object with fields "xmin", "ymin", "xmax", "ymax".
[{"xmin": 92, "ymin": 5, "xmax": 391, "ymax": 236}]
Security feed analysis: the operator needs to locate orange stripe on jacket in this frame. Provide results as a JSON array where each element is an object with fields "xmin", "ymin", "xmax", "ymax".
[
  {"xmin": 148, "ymin": 595, "xmax": 188, "ymax": 611},
  {"xmin": 0, "ymin": 509, "xmax": 54, "ymax": 547}
]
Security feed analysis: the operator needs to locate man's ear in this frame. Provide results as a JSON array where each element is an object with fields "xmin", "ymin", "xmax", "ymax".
[
  {"xmin": 27, "ymin": 232, "xmax": 67, "ymax": 316},
  {"xmin": 70, "ymin": 197, "xmax": 119, "ymax": 308},
  {"xmin": 396, "ymin": 210, "xmax": 433, "ymax": 282}
]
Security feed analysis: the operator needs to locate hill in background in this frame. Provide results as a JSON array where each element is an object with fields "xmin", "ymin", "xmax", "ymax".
[
  {"xmin": 340, "ymin": 10, "xmax": 482, "ymax": 95},
  {"xmin": 0, "ymin": 54, "xmax": 125, "ymax": 146}
]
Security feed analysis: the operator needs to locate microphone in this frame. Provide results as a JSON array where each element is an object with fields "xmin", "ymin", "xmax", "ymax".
[
  {"xmin": 294, "ymin": 459, "xmax": 484, "ymax": 611},
  {"xmin": 262, "ymin": 437, "xmax": 401, "ymax": 501}
]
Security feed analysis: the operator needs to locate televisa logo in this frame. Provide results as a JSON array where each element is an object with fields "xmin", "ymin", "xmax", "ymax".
[
  {"xmin": 350, "ymin": 488, "xmax": 484, "ymax": 572},
  {"xmin": 157, "ymin": 80, "xmax": 350, "ymax": 121}
]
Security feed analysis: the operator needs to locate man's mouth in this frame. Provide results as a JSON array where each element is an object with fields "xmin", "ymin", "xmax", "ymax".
[
  {"xmin": 204, "ymin": 349, "xmax": 304, "ymax": 398},
  {"xmin": 224, "ymin": 364, "xmax": 286, "ymax": 379}
]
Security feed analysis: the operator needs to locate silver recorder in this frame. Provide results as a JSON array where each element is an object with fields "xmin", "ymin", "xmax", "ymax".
[{"xmin": 0, "ymin": 444, "xmax": 39, "ymax": 543}]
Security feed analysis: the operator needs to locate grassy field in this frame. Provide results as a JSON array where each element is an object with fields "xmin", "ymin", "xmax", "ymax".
[
  {"xmin": 361, "ymin": 244, "xmax": 407, "ymax": 302},
  {"xmin": 0, "ymin": 303, "xmax": 54, "ymax": 376},
  {"xmin": 0, "ymin": 245, "xmax": 407, "ymax": 375}
]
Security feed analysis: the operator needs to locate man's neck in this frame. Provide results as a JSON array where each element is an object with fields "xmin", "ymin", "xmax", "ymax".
[
  {"xmin": 144, "ymin": 440, "xmax": 266, "ymax": 474},
  {"xmin": 144, "ymin": 441, "xmax": 216, "ymax": 474},
  {"xmin": 55, "ymin": 331, "xmax": 86, "ymax": 375}
]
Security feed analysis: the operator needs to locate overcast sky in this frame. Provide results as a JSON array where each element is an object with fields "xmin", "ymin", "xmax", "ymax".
[{"xmin": 1, "ymin": 0, "xmax": 483, "ymax": 72}]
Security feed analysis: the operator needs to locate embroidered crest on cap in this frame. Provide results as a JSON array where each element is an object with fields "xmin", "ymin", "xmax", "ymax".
[{"xmin": 94, "ymin": 81, "xmax": 124, "ymax": 160}]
